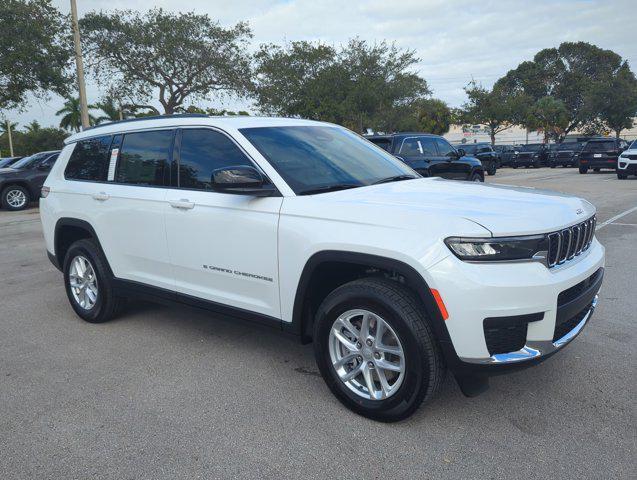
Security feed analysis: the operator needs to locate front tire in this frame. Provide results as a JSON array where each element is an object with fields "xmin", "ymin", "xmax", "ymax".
[
  {"xmin": 63, "ymin": 239, "xmax": 125, "ymax": 323},
  {"xmin": 617, "ymin": 172, "xmax": 627, "ymax": 179},
  {"xmin": 1, "ymin": 185, "xmax": 30, "ymax": 211},
  {"xmin": 470, "ymin": 172, "xmax": 484, "ymax": 182},
  {"xmin": 313, "ymin": 278, "xmax": 445, "ymax": 422}
]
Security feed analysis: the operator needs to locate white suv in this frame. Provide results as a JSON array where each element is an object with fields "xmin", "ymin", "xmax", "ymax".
[
  {"xmin": 40, "ymin": 115, "xmax": 605, "ymax": 421},
  {"xmin": 617, "ymin": 139, "xmax": 637, "ymax": 179}
]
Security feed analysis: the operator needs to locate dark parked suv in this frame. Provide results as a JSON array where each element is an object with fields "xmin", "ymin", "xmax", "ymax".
[
  {"xmin": 493, "ymin": 145, "xmax": 516, "ymax": 167},
  {"xmin": 453, "ymin": 142, "xmax": 498, "ymax": 175},
  {"xmin": 548, "ymin": 142, "xmax": 585, "ymax": 168},
  {"xmin": 0, "ymin": 150, "xmax": 60, "ymax": 210},
  {"xmin": 366, "ymin": 133, "xmax": 485, "ymax": 181},
  {"xmin": 510, "ymin": 143, "xmax": 549, "ymax": 168},
  {"xmin": 578, "ymin": 138, "xmax": 628, "ymax": 174}
]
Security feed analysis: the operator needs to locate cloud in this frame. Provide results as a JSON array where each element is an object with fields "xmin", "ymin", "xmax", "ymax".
[{"xmin": 10, "ymin": 0, "xmax": 635, "ymax": 128}]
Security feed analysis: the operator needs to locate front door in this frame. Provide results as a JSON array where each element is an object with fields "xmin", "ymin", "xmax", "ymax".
[
  {"xmin": 164, "ymin": 127, "xmax": 282, "ymax": 319},
  {"xmin": 431, "ymin": 138, "xmax": 470, "ymax": 179}
]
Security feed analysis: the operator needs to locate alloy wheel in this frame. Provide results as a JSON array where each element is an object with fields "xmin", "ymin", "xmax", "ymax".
[
  {"xmin": 69, "ymin": 255, "xmax": 99, "ymax": 310},
  {"xmin": 6, "ymin": 189, "xmax": 27, "ymax": 208},
  {"xmin": 329, "ymin": 309, "xmax": 405, "ymax": 400}
]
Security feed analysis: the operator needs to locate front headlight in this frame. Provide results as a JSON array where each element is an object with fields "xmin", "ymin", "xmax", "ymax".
[{"xmin": 445, "ymin": 235, "xmax": 548, "ymax": 262}]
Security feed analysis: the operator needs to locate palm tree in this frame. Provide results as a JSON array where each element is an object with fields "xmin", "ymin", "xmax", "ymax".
[
  {"xmin": 24, "ymin": 120, "xmax": 41, "ymax": 133},
  {"xmin": 94, "ymin": 96, "xmax": 127, "ymax": 124},
  {"xmin": 0, "ymin": 120, "xmax": 18, "ymax": 135},
  {"xmin": 56, "ymin": 97, "xmax": 97, "ymax": 132}
]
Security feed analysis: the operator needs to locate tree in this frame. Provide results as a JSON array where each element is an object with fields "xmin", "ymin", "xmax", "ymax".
[
  {"xmin": 524, "ymin": 97, "xmax": 570, "ymax": 142},
  {"xmin": 0, "ymin": 121, "xmax": 19, "ymax": 135},
  {"xmin": 412, "ymin": 98, "xmax": 453, "ymax": 135},
  {"xmin": 56, "ymin": 97, "xmax": 97, "ymax": 132},
  {"xmin": 0, "ymin": 127, "xmax": 68, "ymax": 156},
  {"xmin": 24, "ymin": 120, "xmax": 41, "ymax": 133},
  {"xmin": 94, "ymin": 95, "xmax": 134, "ymax": 124},
  {"xmin": 461, "ymin": 81, "xmax": 528, "ymax": 145},
  {"xmin": 497, "ymin": 42, "xmax": 629, "ymax": 139},
  {"xmin": 592, "ymin": 64, "xmax": 637, "ymax": 138},
  {"xmin": 253, "ymin": 39, "xmax": 429, "ymax": 132},
  {"xmin": 0, "ymin": 0, "xmax": 72, "ymax": 112},
  {"xmin": 81, "ymin": 9, "xmax": 253, "ymax": 115}
]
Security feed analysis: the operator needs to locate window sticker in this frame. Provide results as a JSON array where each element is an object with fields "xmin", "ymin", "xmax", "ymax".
[{"xmin": 107, "ymin": 148, "xmax": 119, "ymax": 181}]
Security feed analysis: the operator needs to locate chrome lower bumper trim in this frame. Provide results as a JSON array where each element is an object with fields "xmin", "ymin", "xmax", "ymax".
[{"xmin": 461, "ymin": 295, "xmax": 598, "ymax": 365}]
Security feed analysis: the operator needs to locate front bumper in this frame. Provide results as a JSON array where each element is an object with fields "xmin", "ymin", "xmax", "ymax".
[
  {"xmin": 427, "ymin": 238, "xmax": 605, "ymax": 371},
  {"xmin": 617, "ymin": 160, "xmax": 637, "ymax": 174}
]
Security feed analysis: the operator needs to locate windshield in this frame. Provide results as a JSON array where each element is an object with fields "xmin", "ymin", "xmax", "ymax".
[
  {"xmin": 630, "ymin": 140, "xmax": 637, "ymax": 150},
  {"xmin": 460, "ymin": 144, "xmax": 476, "ymax": 153},
  {"xmin": 584, "ymin": 141, "xmax": 615, "ymax": 152},
  {"xmin": 559, "ymin": 142, "xmax": 584, "ymax": 151},
  {"xmin": 11, "ymin": 152, "xmax": 49, "ymax": 169},
  {"xmin": 0, "ymin": 157, "xmax": 19, "ymax": 168},
  {"xmin": 518, "ymin": 144, "xmax": 543, "ymax": 152},
  {"xmin": 240, "ymin": 126, "xmax": 418, "ymax": 194}
]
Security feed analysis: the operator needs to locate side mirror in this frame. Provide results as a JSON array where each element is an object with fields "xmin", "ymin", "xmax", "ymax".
[
  {"xmin": 37, "ymin": 163, "xmax": 50, "ymax": 171},
  {"xmin": 456, "ymin": 148, "xmax": 465, "ymax": 157},
  {"xmin": 211, "ymin": 165, "xmax": 276, "ymax": 197}
]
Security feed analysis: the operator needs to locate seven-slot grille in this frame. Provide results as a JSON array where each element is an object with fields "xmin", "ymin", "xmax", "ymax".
[{"xmin": 547, "ymin": 216, "xmax": 596, "ymax": 267}]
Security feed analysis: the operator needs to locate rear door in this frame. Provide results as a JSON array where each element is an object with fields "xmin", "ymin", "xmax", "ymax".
[
  {"xmin": 93, "ymin": 130, "xmax": 175, "ymax": 290},
  {"xmin": 163, "ymin": 127, "xmax": 282, "ymax": 319}
]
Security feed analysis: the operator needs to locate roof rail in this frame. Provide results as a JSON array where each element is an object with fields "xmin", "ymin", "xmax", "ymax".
[{"xmin": 82, "ymin": 113, "xmax": 210, "ymax": 132}]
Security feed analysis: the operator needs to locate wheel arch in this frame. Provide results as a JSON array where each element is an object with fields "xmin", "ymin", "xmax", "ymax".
[
  {"xmin": 288, "ymin": 251, "xmax": 455, "ymax": 356},
  {"xmin": 53, "ymin": 218, "xmax": 112, "ymax": 275}
]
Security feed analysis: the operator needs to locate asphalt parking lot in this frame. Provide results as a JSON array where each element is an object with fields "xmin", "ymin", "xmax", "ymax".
[{"xmin": 1, "ymin": 168, "xmax": 635, "ymax": 479}]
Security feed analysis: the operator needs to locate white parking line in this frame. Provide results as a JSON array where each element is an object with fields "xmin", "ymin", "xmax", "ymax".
[{"xmin": 596, "ymin": 206, "xmax": 637, "ymax": 230}]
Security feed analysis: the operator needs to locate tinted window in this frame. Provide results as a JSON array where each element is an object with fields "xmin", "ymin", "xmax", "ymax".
[
  {"xmin": 240, "ymin": 126, "xmax": 415, "ymax": 194},
  {"xmin": 398, "ymin": 137, "xmax": 436, "ymax": 157},
  {"xmin": 368, "ymin": 138, "xmax": 391, "ymax": 151},
  {"xmin": 584, "ymin": 141, "xmax": 615, "ymax": 152},
  {"xmin": 65, "ymin": 136, "xmax": 112, "ymax": 181},
  {"xmin": 434, "ymin": 138, "xmax": 455, "ymax": 157},
  {"xmin": 179, "ymin": 129, "xmax": 253, "ymax": 190},
  {"xmin": 630, "ymin": 140, "xmax": 637, "ymax": 149},
  {"xmin": 116, "ymin": 130, "xmax": 173, "ymax": 186},
  {"xmin": 11, "ymin": 152, "xmax": 51, "ymax": 170}
]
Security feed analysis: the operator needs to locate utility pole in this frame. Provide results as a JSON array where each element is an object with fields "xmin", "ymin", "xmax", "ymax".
[
  {"xmin": 6, "ymin": 119, "xmax": 14, "ymax": 157},
  {"xmin": 70, "ymin": 0, "xmax": 90, "ymax": 130}
]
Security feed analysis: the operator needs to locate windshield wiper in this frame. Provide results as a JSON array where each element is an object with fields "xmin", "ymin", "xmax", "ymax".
[
  {"xmin": 297, "ymin": 184, "xmax": 361, "ymax": 196},
  {"xmin": 372, "ymin": 174, "xmax": 418, "ymax": 185}
]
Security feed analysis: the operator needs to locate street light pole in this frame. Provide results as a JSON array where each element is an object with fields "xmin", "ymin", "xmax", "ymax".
[
  {"xmin": 6, "ymin": 119, "xmax": 14, "ymax": 157},
  {"xmin": 70, "ymin": 0, "xmax": 90, "ymax": 130}
]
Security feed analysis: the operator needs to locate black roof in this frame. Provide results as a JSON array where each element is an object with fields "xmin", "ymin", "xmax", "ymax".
[{"xmin": 365, "ymin": 132, "xmax": 441, "ymax": 140}]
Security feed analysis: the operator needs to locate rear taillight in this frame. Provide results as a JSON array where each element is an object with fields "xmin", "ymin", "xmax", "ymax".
[{"xmin": 41, "ymin": 186, "xmax": 51, "ymax": 198}]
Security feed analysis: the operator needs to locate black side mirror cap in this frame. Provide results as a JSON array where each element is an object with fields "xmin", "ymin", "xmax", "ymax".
[
  {"xmin": 456, "ymin": 148, "xmax": 465, "ymax": 157},
  {"xmin": 211, "ymin": 165, "xmax": 278, "ymax": 197}
]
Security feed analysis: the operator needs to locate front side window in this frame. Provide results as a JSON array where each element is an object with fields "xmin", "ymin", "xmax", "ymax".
[
  {"xmin": 65, "ymin": 136, "xmax": 112, "ymax": 181},
  {"xmin": 178, "ymin": 129, "xmax": 253, "ymax": 190},
  {"xmin": 398, "ymin": 137, "xmax": 437, "ymax": 157},
  {"xmin": 434, "ymin": 138, "xmax": 455, "ymax": 157},
  {"xmin": 240, "ymin": 126, "xmax": 416, "ymax": 194},
  {"xmin": 116, "ymin": 130, "xmax": 173, "ymax": 186}
]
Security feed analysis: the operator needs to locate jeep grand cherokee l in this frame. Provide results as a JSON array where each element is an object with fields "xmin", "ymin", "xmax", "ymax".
[
  {"xmin": 617, "ymin": 139, "xmax": 637, "ymax": 179},
  {"xmin": 548, "ymin": 142, "xmax": 585, "ymax": 168},
  {"xmin": 452, "ymin": 142, "xmax": 498, "ymax": 175},
  {"xmin": 40, "ymin": 115, "xmax": 605, "ymax": 422},
  {"xmin": 510, "ymin": 143, "xmax": 548, "ymax": 168}
]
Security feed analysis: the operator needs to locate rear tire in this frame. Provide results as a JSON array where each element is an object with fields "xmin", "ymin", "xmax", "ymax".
[
  {"xmin": 313, "ymin": 278, "xmax": 445, "ymax": 422},
  {"xmin": 579, "ymin": 167, "xmax": 588, "ymax": 174},
  {"xmin": 593, "ymin": 168, "xmax": 600, "ymax": 172},
  {"xmin": 63, "ymin": 239, "xmax": 126, "ymax": 323},
  {"xmin": 1, "ymin": 185, "xmax": 30, "ymax": 211}
]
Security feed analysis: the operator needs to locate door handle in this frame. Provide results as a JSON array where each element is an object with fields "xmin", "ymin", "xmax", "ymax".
[
  {"xmin": 170, "ymin": 199, "xmax": 195, "ymax": 210},
  {"xmin": 92, "ymin": 192, "xmax": 110, "ymax": 201}
]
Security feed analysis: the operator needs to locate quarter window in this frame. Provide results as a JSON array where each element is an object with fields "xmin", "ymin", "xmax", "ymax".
[
  {"xmin": 116, "ymin": 130, "xmax": 173, "ymax": 186},
  {"xmin": 65, "ymin": 136, "xmax": 112, "ymax": 181},
  {"xmin": 178, "ymin": 129, "xmax": 253, "ymax": 190}
]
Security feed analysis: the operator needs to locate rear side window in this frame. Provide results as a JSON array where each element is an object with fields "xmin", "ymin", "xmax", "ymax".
[
  {"xmin": 65, "ymin": 137, "xmax": 112, "ymax": 181},
  {"xmin": 116, "ymin": 130, "xmax": 173, "ymax": 186},
  {"xmin": 178, "ymin": 129, "xmax": 253, "ymax": 190},
  {"xmin": 398, "ymin": 137, "xmax": 436, "ymax": 157},
  {"xmin": 369, "ymin": 138, "xmax": 391, "ymax": 151}
]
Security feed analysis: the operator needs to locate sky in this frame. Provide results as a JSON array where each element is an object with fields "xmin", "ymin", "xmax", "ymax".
[{"xmin": 10, "ymin": 0, "xmax": 636, "ymax": 128}]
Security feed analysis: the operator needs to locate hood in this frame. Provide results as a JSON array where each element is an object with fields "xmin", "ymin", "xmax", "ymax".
[
  {"xmin": 0, "ymin": 167, "xmax": 18, "ymax": 175},
  {"xmin": 297, "ymin": 178, "xmax": 595, "ymax": 237}
]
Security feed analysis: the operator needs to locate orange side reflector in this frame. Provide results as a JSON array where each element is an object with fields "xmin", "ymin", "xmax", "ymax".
[{"xmin": 430, "ymin": 289, "xmax": 449, "ymax": 320}]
